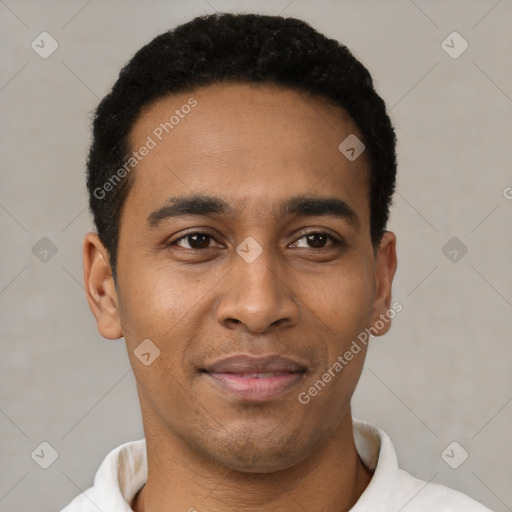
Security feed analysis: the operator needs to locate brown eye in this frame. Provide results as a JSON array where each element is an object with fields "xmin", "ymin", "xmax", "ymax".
[
  {"xmin": 294, "ymin": 232, "xmax": 340, "ymax": 249},
  {"xmin": 174, "ymin": 233, "xmax": 215, "ymax": 249},
  {"xmin": 306, "ymin": 233, "xmax": 328, "ymax": 248}
]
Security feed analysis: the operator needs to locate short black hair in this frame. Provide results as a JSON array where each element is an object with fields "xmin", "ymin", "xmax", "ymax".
[{"xmin": 87, "ymin": 13, "xmax": 397, "ymax": 281}]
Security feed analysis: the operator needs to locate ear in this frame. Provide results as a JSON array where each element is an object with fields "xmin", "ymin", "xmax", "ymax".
[
  {"xmin": 83, "ymin": 232, "xmax": 123, "ymax": 340},
  {"xmin": 370, "ymin": 231, "xmax": 397, "ymax": 336}
]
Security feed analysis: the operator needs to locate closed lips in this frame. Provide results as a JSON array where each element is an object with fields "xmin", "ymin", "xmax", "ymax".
[
  {"xmin": 201, "ymin": 355, "xmax": 307, "ymax": 402},
  {"xmin": 202, "ymin": 355, "xmax": 306, "ymax": 375}
]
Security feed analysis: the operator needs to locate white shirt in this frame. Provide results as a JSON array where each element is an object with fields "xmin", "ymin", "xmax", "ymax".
[{"xmin": 60, "ymin": 419, "xmax": 492, "ymax": 511}]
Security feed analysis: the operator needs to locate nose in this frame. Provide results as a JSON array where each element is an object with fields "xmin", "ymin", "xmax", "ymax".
[{"xmin": 216, "ymin": 248, "xmax": 300, "ymax": 334}]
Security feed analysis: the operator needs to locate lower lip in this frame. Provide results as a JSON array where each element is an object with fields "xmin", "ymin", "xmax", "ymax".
[{"xmin": 205, "ymin": 372, "xmax": 304, "ymax": 402}]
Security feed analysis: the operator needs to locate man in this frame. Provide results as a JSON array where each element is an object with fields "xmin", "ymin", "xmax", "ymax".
[{"xmin": 61, "ymin": 13, "xmax": 492, "ymax": 512}]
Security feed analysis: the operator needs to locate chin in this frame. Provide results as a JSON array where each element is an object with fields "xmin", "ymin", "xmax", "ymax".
[
  {"xmin": 212, "ymin": 450, "xmax": 297, "ymax": 474},
  {"xmin": 199, "ymin": 425, "xmax": 310, "ymax": 474}
]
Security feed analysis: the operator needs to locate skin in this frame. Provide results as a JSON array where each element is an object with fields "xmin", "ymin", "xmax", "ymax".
[{"xmin": 83, "ymin": 82, "xmax": 397, "ymax": 512}]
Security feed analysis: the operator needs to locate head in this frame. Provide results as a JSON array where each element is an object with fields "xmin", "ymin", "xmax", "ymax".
[{"xmin": 84, "ymin": 13, "xmax": 397, "ymax": 473}]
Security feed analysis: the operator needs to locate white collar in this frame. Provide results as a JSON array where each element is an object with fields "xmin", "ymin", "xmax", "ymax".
[{"xmin": 61, "ymin": 419, "xmax": 490, "ymax": 511}]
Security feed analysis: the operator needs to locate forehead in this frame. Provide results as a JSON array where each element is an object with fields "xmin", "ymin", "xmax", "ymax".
[{"xmin": 123, "ymin": 82, "xmax": 370, "ymax": 224}]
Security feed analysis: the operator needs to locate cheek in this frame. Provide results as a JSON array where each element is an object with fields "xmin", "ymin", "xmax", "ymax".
[
  {"xmin": 117, "ymin": 269, "xmax": 196, "ymax": 404},
  {"xmin": 116, "ymin": 258, "xmax": 222, "ymax": 376},
  {"xmin": 116, "ymin": 261, "xmax": 185, "ymax": 346},
  {"xmin": 305, "ymin": 260, "xmax": 376, "ymax": 335}
]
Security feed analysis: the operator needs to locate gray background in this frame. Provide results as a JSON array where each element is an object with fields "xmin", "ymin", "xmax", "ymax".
[{"xmin": 1, "ymin": 0, "xmax": 511, "ymax": 511}]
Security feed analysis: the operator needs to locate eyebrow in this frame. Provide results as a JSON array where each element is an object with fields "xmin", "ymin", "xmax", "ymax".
[{"xmin": 146, "ymin": 194, "xmax": 359, "ymax": 228}]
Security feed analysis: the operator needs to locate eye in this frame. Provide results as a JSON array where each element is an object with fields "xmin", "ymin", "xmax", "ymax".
[
  {"xmin": 292, "ymin": 231, "xmax": 341, "ymax": 249},
  {"xmin": 171, "ymin": 232, "xmax": 220, "ymax": 250},
  {"xmin": 168, "ymin": 230, "xmax": 342, "ymax": 252}
]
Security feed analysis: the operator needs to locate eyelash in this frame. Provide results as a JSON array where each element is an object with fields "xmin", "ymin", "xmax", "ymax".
[{"xmin": 167, "ymin": 230, "xmax": 342, "ymax": 251}]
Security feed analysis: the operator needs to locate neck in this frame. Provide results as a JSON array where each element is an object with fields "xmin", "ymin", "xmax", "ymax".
[{"xmin": 131, "ymin": 416, "xmax": 372, "ymax": 512}]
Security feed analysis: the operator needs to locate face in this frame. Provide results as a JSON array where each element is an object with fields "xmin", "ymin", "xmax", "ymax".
[{"xmin": 84, "ymin": 83, "xmax": 396, "ymax": 473}]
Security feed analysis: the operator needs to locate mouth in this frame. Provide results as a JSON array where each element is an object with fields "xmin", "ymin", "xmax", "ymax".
[{"xmin": 201, "ymin": 354, "xmax": 307, "ymax": 402}]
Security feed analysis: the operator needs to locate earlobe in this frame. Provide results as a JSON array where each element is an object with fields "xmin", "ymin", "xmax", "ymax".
[
  {"xmin": 370, "ymin": 231, "xmax": 398, "ymax": 337},
  {"xmin": 83, "ymin": 232, "xmax": 123, "ymax": 340}
]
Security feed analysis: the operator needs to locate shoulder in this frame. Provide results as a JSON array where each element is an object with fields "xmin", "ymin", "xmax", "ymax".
[
  {"xmin": 59, "ymin": 438, "xmax": 147, "ymax": 512},
  {"xmin": 393, "ymin": 468, "xmax": 494, "ymax": 511},
  {"xmin": 351, "ymin": 419, "xmax": 493, "ymax": 511}
]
